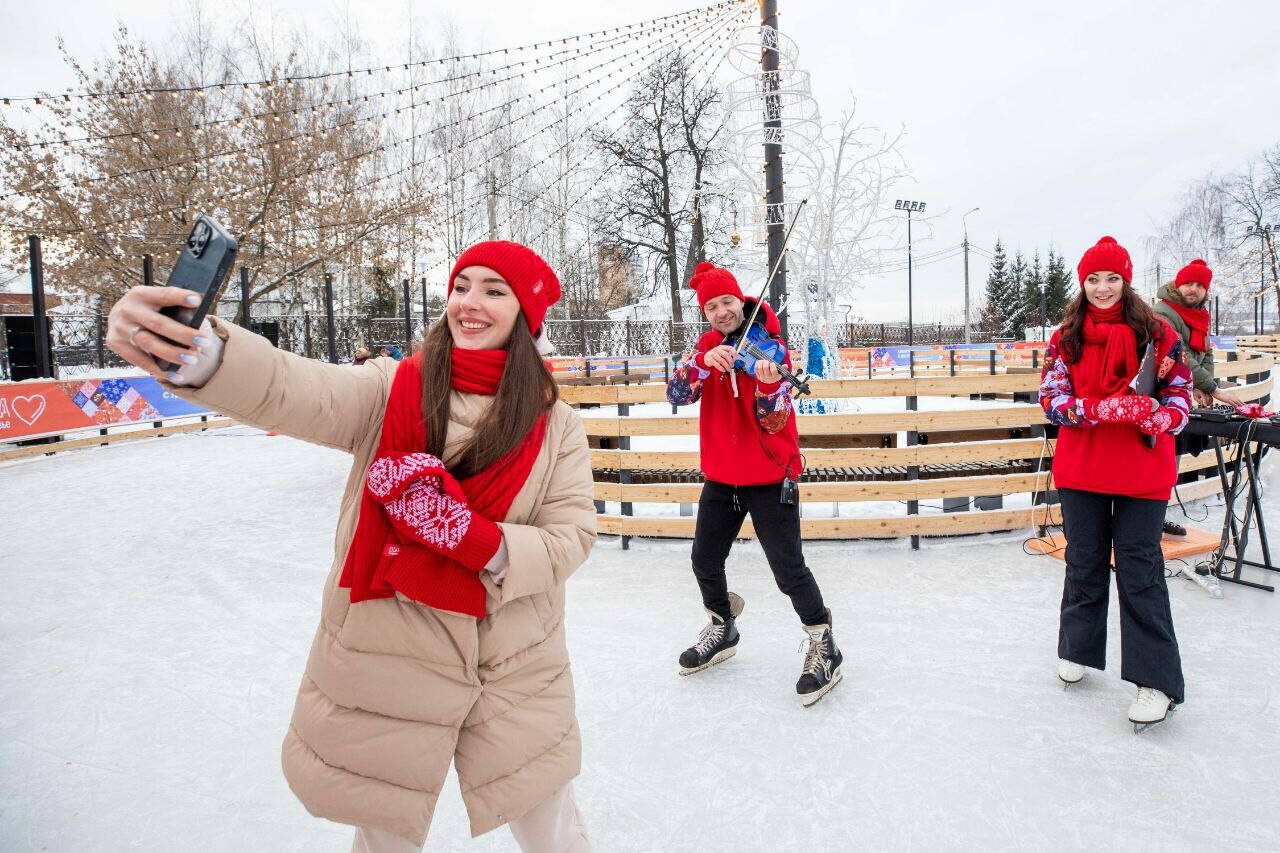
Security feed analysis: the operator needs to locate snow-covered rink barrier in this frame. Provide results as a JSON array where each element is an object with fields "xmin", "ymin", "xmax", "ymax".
[{"xmin": 3, "ymin": 427, "xmax": 1279, "ymax": 851}]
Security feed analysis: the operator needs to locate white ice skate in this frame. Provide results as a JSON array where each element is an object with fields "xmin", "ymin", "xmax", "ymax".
[
  {"xmin": 1057, "ymin": 658, "xmax": 1085, "ymax": 687},
  {"xmin": 1129, "ymin": 686, "xmax": 1173, "ymax": 733}
]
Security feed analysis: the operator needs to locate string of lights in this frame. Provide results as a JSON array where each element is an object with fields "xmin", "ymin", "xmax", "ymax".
[
  {"xmin": 8, "ymin": 18, "xmax": 689, "ymax": 152},
  {"xmin": 0, "ymin": 1, "xmax": 741, "ymax": 105},
  {"xmin": 6, "ymin": 7, "xmax": 732, "ymax": 232},
  {"xmin": 3, "ymin": 11, "xmax": 719, "ymax": 202}
]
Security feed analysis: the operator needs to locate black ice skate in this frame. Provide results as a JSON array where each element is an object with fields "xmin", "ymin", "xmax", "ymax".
[
  {"xmin": 678, "ymin": 592, "xmax": 745, "ymax": 676},
  {"xmin": 796, "ymin": 609, "xmax": 843, "ymax": 707},
  {"xmin": 1162, "ymin": 519, "xmax": 1188, "ymax": 539}
]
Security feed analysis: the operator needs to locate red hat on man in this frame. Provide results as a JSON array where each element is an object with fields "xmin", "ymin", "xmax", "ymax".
[
  {"xmin": 688, "ymin": 261, "xmax": 744, "ymax": 309},
  {"xmin": 448, "ymin": 240, "xmax": 562, "ymax": 334},
  {"xmin": 1077, "ymin": 236, "xmax": 1134, "ymax": 285},
  {"xmin": 1175, "ymin": 258, "xmax": 1213, "ymax": 291}
]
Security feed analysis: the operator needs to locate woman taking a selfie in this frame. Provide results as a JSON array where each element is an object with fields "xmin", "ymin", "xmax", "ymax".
[{"xmin": 107, "ymin": 241, "xmax": 597, "ymax": 851}]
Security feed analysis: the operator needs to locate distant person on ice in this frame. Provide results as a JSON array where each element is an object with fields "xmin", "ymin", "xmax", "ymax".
[
  {"xmin": 666, "ymin": 261, "xmax": 842, "ymax": 707},
  {"xmin": 106, "ymin": 241, "xmax": 596, "ymax": 851},
  {"xmin": 1038, "ymin": 236, "xmax": 1192, "ymax": 729},
  {"xmin": 1153, "ymin": 258, "xmax": 1244, "ymax": 538}
]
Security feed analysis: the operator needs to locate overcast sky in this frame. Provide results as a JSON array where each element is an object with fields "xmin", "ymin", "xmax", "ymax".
[{"xmin": 3, "ymin": 0, "xmax": 1278, "ymax": 322}]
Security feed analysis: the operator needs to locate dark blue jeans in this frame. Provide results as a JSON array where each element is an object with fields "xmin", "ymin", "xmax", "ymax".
[
  {"xmin": 1058, "ymin": 487, "xmax": 1185, "ymax": 704},
  {"xmin": 691, "ymin": 480, "xmax": 828, "ymax": 626}
]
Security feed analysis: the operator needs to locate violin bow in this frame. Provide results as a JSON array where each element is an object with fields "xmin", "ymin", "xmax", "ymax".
[{"xmin": 733, "ymin": 197, "xmax": 808, "ymax": 356}]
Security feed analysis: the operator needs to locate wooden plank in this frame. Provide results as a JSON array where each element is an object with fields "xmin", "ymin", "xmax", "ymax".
[
  {"xmin": 596, "ymin": 505, "xmax": 1065, "ymax": 539},
  {"xmin": 581, "ymin": 404, "xmax": 1048, "ymax": 438},
  {"xmin": 1028, "ymin": 526, "xmax": 1221, "ymax": 563},
  {"xmin": 598, "ymin": 471, "xmax": 1052, "ymax": 504},
  {"xmin": 0, "ymin": 418, "xmax": 236, "ymax": 461},
  {"xmin": 591, "ymin": 438, "xmax": 1054, "ymax": 471}
]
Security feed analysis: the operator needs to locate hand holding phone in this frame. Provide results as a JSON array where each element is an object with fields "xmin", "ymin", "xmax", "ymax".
[{"xmin": 153, "ymin": 215, "xmax": 237, "ymax": 371}]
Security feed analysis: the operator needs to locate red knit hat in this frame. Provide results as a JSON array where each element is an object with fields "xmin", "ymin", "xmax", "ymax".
[
  {"xmin": 1175, "ymin": 258, "xmax": 1213, "ymax": 290},
  {"xmin": 688, "ymin": 261, "xmax": 744, "ymax": 309},
  {"xmin": 1077, "ymin": 236, "xmax": 1133, "ymax": 285},
  {"xmin": 448, "ymin": 241, "xmax": 561, "ymax": 334}
]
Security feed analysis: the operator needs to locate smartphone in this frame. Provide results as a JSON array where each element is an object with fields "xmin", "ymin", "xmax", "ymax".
[{"xmin": 155, "ymin": 215, "xmax": 238, "ymax": 371}]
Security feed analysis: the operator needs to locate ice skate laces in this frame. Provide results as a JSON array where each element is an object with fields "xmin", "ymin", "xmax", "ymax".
[
  {"xmin": 1134, "ymin": 686, "xmax": 1159, "ymax": 708},
  {"xmin": 800, "ymin": 630, "xmax": 829, "ymax": 677},
  {"xmin": 693, "ymin": 620, "xmax": 725, "ymax": 656}
]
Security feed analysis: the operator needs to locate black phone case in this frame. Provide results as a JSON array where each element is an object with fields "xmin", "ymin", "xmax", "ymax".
[{"xmin": 156, "ymin": 215, "xmax": 238, "ymax": 372}]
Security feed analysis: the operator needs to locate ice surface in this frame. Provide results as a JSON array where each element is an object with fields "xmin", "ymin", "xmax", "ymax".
[{"xmin": 2, "ymin": 428, "xmax": 1278, "ymax": 851}]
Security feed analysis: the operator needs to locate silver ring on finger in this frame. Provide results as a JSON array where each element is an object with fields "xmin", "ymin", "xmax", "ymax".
[{"xmin": 128, "ymin": 324, "xmax": 145, "ymax": 347}]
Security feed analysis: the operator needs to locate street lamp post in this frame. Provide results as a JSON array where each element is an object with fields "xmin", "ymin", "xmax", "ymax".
[
  {"xmin": 962, "ymin": 207, "xmax": 979, "ymax": 344},
  {"xmin": 1247, "ymin": 223, "xmax": 1276, "ymax": 335},
  {"xmin": 895, "ymin": 199, "xmax": 927, "ymax": 345}
]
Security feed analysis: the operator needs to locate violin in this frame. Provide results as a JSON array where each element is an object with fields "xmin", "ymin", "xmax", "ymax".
[{"xmin": 725, "ymin": 323, "xmax": 811, "ymax": 396}]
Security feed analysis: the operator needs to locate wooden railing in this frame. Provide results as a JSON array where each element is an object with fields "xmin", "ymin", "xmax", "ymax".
[
  {"xmin": 569, "ymin": 351, "xmax": 1274, "ymax": 542},
  {"xmin": 6, "ymin": 350, "xmax": 1272, "ymax": 546}
]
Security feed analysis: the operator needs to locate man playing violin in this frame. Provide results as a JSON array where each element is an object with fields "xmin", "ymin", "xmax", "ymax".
[{"xmin": 666, "ymin": 261, "xmax": 843, "ymax": 706}]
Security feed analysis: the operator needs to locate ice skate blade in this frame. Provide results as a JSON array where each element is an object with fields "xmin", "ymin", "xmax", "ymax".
[
  {"xmin": 679, "ymin": 646, "xmax": 737, "ymax": 676},
  {"xmin": 1130, "ymin": 706, "xmax": 1174, "ymax": 734},
  {"xmin": 799, "ymin": 667, "xmax": 843, "ymax": 707},
  {"xmin": 1058, "ymin": 674, "xmax": 1083, "ymax": 688}
]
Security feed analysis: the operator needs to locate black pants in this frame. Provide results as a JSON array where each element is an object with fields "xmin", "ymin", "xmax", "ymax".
[
  {"xmin": 691, "ymin": 480, "xmax": 827, "ymax": 626},
  {"xmin": 1058, "ymin": 487, "xmax": 1185, "ymax": 704}
]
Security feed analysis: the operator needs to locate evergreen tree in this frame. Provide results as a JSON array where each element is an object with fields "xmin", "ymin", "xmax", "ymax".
[
  {"xmin": 1044, "ymin": 249, "xmax": 1072, "ymax": 324},
  {"xmin": 1021, "ymin": 251, "xmax": 1046, "ymax": 336},
  {"xmin": 980, "ymin": 239, "xmax": 1011, "ymax": 337},
  {"xmin": 1006, "ymin": 251, "xmax": 1030, "ymax": 337}
]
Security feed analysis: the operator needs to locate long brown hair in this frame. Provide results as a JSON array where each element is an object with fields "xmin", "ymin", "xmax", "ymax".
[
  {"xmin": 1057, "ymin": 281, "xmax": 1162, "ymax": 363},
  {"xmin": 419, "ymin": 315, "xmax": 558, "ymax": 480}
]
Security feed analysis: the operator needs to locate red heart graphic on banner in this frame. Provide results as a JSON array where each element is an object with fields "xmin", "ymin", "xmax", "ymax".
[{"xmin": 13, "ymin": 394, "xmax": 47, "ymax": 426}]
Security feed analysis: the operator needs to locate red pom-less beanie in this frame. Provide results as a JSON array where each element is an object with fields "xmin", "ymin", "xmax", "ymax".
[
  {"xmin": 1175, "ymin": 258, "xmax": 1213, "ymax": 291},
  {"xmin": 1077, "ymin": 236, "xmax": 1133, "ymax": 285},
  {"xmin": 688, "ymin": 261, "xmax": 744, "ymax": 309},
  {"xmin": 448, "ymin": 240, "xmax": 562, "ymax": 334}
]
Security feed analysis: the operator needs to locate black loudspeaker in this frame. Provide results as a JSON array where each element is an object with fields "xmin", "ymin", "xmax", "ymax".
[
  {"xmin": 249, "ymin": 320, "xmax": 280, "ymax": 347},
  {"xmin": 3, "ymin": 315, "xmax": 54, "ymax": 381}
]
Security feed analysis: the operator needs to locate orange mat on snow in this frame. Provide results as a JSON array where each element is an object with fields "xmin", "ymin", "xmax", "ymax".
[{"xmin": 1027, "ymin": 527, "xmax": 1221, "ymax": 564}]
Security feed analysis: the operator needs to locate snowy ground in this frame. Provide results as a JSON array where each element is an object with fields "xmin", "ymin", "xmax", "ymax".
[{"xmin": 3, "ymin": 428, "xmax": 1280, "ymax": 851}]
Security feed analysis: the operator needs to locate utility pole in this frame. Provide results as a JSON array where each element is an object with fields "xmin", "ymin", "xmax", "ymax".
[
  {"xmin": 761, "ymin": 0, "xmax": 788, "ymax": 338},
  {"xmin": 895, "ymin": 199, "xmax": 927, "ymax": 345},
  {"xmin": 962, "ymin": 207, "xmax": 979, "ymax": 344}
]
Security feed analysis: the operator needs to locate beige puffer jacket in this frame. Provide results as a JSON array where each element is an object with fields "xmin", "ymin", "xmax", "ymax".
[{"xmin": 169, "ymin": 320, "xmax": 597, "ymax": 844}]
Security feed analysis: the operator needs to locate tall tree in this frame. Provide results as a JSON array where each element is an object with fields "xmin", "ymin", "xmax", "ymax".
[
  {"xmin": 1020, "ymin": 250, "xmax": 1045, "ymax": 334},
  {"xmin": 1005, "ymin": 250, "xmax": 1030, "ymax": 337},
  {"xmin": 978, "ymin": 238, "xmax": 1012, "ymax": 337},
  {"xmin": 597, "ymin": 51, "xmax": 725, "ymax": 322},
  {"xmin": 1044, "ymin": 249, "xmax": 1072, "ymax": 323}
]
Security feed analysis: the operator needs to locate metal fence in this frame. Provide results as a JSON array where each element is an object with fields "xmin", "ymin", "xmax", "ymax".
[{"xmin": 5, "ymin": 314, "xmax": 999, "ymax": 380}]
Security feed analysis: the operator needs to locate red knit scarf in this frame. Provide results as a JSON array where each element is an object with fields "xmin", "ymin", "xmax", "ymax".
[
  {"xmin": 1161, "ymin": 297, "xmax": 1210, "ymax": 353},
  {"xmin": 338, "ymin": 348, "xmax": 546, "ymax": 618},
  {"xmin": 1071, "ymin": 302, "xmax": 1140, "ymax": 399}
]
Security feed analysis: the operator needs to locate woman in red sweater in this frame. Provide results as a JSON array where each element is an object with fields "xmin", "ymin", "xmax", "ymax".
[{"xmin": 1038, "ymin": 236, "xmax": 1193, "ymax": 728}]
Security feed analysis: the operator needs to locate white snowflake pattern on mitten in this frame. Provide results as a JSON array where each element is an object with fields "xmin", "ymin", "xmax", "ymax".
[
  {"xmin": 366, "ymin": 452, "xmax": 445, "ymax": 501},
  {"xmin": 384, "ymin": 479, "xmax": 472, "ymax": 550}
]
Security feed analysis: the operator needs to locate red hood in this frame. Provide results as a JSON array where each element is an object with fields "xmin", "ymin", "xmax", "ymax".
[{"xmin": 743, "ymin": 298, "xmax": 782, "ymax": 336}]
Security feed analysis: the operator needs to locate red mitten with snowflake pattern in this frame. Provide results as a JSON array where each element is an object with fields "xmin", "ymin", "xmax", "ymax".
[
  {"xmin": 1137, "ymin": 406, "xmax": 1176, "ymax": 436},
  {"xmin": 382, "ymin": 477, "xmax": 502, "ymax": 571},
  {"xmin": 1083, "ymin": 395, "xmax": 1156, "ymax": 424}
]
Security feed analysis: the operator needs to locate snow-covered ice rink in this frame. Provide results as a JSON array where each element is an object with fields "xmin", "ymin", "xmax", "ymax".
[{"xmin": 3, "ymin": 426, "xmax": 1279, "ymax": 851}]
